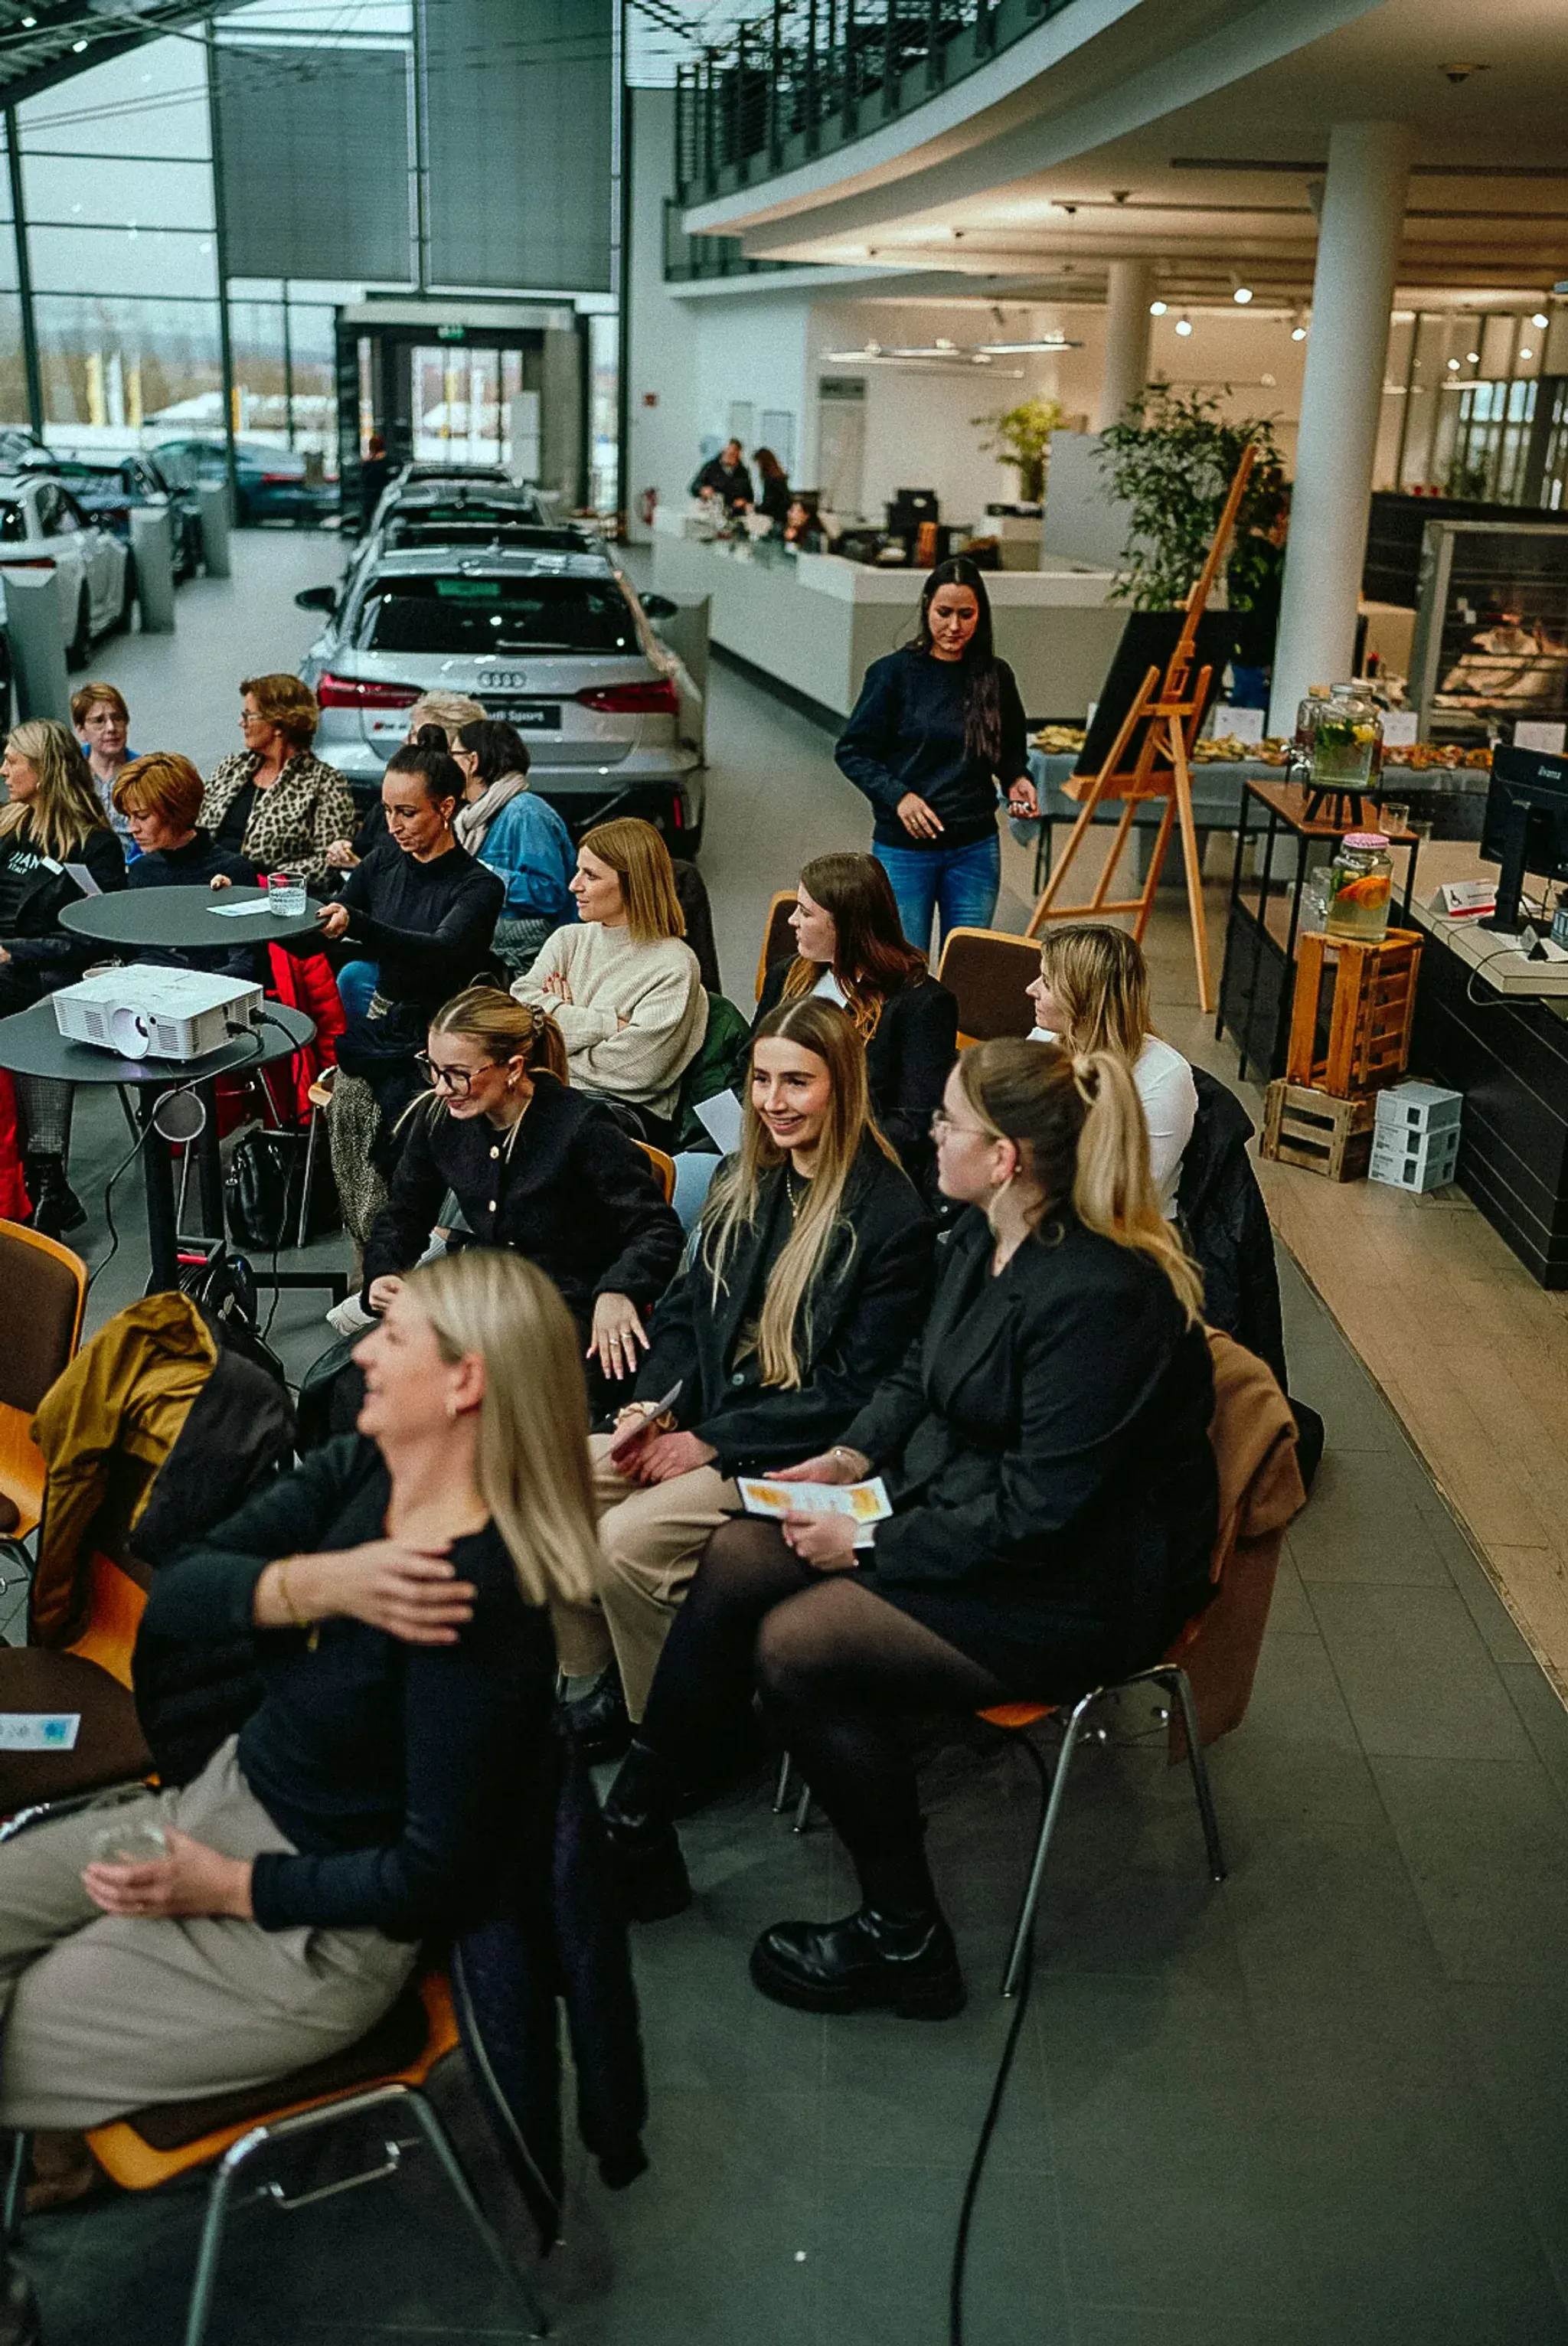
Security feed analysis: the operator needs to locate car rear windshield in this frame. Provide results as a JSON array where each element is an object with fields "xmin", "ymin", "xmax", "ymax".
[
  {"xmin": 398, "ymin": 499, "xmax": 543, "ymax": 530},
  {"xmin": 384, "ymin": 520, "xmax": 586, "ymax": 554},
  {"xmin": 358, "ymin": 573, "xmax": 638, "ymax": 655}
]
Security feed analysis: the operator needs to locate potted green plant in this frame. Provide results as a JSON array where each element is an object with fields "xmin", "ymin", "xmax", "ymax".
[
  {"xmin": 1096, "ymin": 384, "xmax": 1288, "ymax": 609},
  {"xmin": 972, "ymin": 396, "xmax": 1067, "ymax": 503}
]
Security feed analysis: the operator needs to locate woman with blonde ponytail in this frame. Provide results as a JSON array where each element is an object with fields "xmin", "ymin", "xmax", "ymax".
[
  {"xmin": 557, "ymin": 995, "xmax": 936, "ymax": 1765},
  {"xmin": 599, "ymin": 1035, "xmax": 1218, "ymax": 2016}
]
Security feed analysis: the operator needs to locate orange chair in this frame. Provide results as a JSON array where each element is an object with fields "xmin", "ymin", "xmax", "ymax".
[
  {"xmin": 637, "ymin": 1141, "xmax": 677, "ymax": 1204},
  {"xmin": 755, "ymin": 890, "xmax": 797, "ymax": 1001},
  {"xmin": 0, "ymin": 1965, "xmax": 546, "ymax": 2346},
  {"xmin": 934, "ymin": 928, "xmax": 1040, "ymax": 1047},
  {"xmin": 0, "ymin": 1218, "xmax": 87, "ymax": 1577}
]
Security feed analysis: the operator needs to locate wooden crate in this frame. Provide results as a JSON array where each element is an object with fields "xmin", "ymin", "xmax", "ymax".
[
  {"xmin": 1285, "ymin": 928, "xmax": 1423, "ymax": 1099},
  {"xmin": 1261, "ymin": 1080, "xmax": 1377, "ymax": 1181}
]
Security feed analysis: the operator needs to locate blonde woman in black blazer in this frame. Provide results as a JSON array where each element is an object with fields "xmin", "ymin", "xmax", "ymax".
[{"xmin": 603, "ymin": 1037, "xmax": 1218, "ymax": 2020}]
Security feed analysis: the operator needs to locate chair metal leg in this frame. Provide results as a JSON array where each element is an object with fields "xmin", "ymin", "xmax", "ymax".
[
  {"xmin": 2, "ymin": 2132, "xmax": 26, "ymax": 2247},
  {"xmin": 296, "ymin": 1106, "xmax": 321, "ymax": 1252},
  {"xmin": 1158, "ymin": 1664, "xmax": 1227, "ymax": 1882},
  {"xmin": 792, "ymin": 1780, "xmax": 814, "ymax": 1835},
  {"xmin": 773, "ymin": 1752, "xmax": 794, "ymax": 1813},
  {"xmin": 182, "ymin": 2142, "xmax": 243, "ymax": 2346},
  {"xmin": 1000, "ymin": 1690, "xmax": 1097, "ymax": 1998},
  {"xmin": 402, "ymin": 2090, "xmax": 549, "ymax": 2337}
]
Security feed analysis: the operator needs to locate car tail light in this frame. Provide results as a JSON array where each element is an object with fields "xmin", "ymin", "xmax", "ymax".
[
  {"xmin": 260, "ymin": 472, "xmax": 297, "ymax": 485},
  {"xmin": 0, "ymin": 556, "xmax": 54, "ymax": 570},
  {"xmin": 316, "ymin": 673, "xmax": 420, "ymax": 711},
  {"xmin": 575, "ymin": 678, "xmax": 678, "ymax": 716}
]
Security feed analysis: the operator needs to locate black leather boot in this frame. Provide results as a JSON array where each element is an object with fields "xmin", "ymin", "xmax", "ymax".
[
  {"xmin": 23, "ymin": 1155, "xmax": 84, "ymax": 1241},
  {"xmin": 750, "ymin": 1904, "xmax": 965, "ymax": 2019},
  {"xmin": 603, "ymin": 1740, "xmax": 692, "ymax": 1923},
  {"xmin": 563, "ymin": 1665, "xmax": 632, "ymax": 1766},
  {"xmin": 0, "ymin": 2250, "xmax": 42, "ymax": 2346}
]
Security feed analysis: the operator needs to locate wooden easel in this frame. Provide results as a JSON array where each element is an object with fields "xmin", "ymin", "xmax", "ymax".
[{"xmin": 1026, "ymin": 443, "xmax": 1257, "ymax": 1015}]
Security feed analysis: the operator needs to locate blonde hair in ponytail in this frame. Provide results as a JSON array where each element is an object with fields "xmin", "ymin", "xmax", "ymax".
[
  {"xmin": 403, "ymin": 1249, "xmax": 599, "ymax": 1609},
  {"xmin": 956, "ymin": 1038, "xmax": 1203, "ymax": 1322}
]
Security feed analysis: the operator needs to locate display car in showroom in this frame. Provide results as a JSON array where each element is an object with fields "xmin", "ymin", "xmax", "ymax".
[
  {"xmin": 0, "ymin": 472, "xmax": 131, "ymax": 663},
  {"xmin": 362, "ymin": 475, "xmax": 555, "ymax": 548},
  {"xmin": 18, "ymin": 449, "xmax": 204, "ymax": 580},
  {"xmin": 296, "ymin": 543, "xmax": 705, "ymax": 848},
  {"xmin": 150, "ymin": 437, "xmax": 335, "ymax": 526}
]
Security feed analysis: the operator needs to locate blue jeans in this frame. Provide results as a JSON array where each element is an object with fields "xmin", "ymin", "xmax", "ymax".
[
  {"xmin": 336, "ymin": 959, "xmax": 380, "ymax": 1020},
  {"xmin": 874, "ymin": 832, "xmax": 1001, "ymax": 956}
]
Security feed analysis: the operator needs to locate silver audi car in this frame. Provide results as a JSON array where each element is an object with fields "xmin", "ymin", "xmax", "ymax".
[{"xmin": 296, "ymin": 543, "xmax": 706, "ymax": 849}]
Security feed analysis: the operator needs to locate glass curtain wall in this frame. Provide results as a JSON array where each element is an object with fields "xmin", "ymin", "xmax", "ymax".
[{"xmin": 1391, "ymin": 310, "xmax": 1567, "ymax": 508}]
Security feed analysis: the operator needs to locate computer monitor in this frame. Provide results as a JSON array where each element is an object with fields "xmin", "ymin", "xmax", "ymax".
[
  {"xmin": 1479, "ymin": 743, "xmax": 1568, "ymax": 933},
  {"xmin": 887, "ymin": 488, "xmax": 939, "ymax": 535}
]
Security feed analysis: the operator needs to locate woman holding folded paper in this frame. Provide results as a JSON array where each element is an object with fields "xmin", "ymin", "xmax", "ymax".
[
  {"xmin": 601, "ymin": 1039, "xmax": 1220, "ymax": 2017},
  {"xmin": 556, "ymin": 995, "xmax": 935, "ymax": 1766}
]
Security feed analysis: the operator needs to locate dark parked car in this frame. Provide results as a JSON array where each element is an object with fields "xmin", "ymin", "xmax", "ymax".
[
  {"xmin": 150, "ymin": 437, "xmax": 335, "ymax": 526},
  {"xmin": 18, "ymin": 450, "xmax": 203, "ymax": 580}
]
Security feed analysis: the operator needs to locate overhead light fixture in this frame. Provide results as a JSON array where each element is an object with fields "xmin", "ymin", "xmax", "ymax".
[
  {"xmin": 1291, "ymin": 325, "xmax": 1308, "ymax": 341},
  {"xmin": 1521, "ymin": 348, "xmax": 1535, "ymax": 361},
  {"xmin": 976, "ymin": 335, "xmax": 1081, "ymax": 354},
  {"xmin": 1233, "ymin": 286, "xmax": 1253, "ymax": 305},
  {"xmin": 19, "ymin": 13, "xmax": 34, "ymax": 23},
  {"xmin": 71, "ymin": 37, "xmax": 87, "ymax": 48},
  {"xmin": 1174, "ymin": 315, "xmax": 1193, "ymax": 338},
  {"xmin": 1533, "ymin": 312, "xmax": 1550, "ymax": 328},
  {"xmin": 1448, "ymin": 358, "xmax": 1461, "ymax": 371},
  {"xmin": 1148, "ymin": 300, "xmax": 1168, "ymax": 316},
  {"xmin": 1466, "ymin": 350, "xmax": 1480, "ymax": 363}
]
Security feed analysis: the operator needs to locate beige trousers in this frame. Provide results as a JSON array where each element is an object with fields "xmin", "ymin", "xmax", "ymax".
[
  {"xmin": 0, "ymin": 1737, "xmax": 416, "ymax": 2131},
  {"xmin": 552, "ymin": 1433, "xmax": 739, "ymax": 1720}
]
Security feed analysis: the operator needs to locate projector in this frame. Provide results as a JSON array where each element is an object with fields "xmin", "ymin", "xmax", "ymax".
[{"xmin": 53, "ymin": 968, "xmax": 264, "ymax": 1062}]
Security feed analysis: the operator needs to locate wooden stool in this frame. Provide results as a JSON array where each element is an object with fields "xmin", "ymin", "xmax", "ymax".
[
  {"xmin": 1285, "ymin": 929, "xmax": 1423, "ymax": 1100},
  {"xmin": 1261, "ymin": 1080, "xmax": 1377, "ymax": 1182}
]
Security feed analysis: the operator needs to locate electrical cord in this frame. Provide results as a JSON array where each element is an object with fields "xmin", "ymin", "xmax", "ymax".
[
  {"xmin": 83, "ymin": 1108, "xmax": 161, "ymax": 1299},
  {"xmin": 948, "ymin": 1730, "xmax": 1052, "ymax": 2346}
]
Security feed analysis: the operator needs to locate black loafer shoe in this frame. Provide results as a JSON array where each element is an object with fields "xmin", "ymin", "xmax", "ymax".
[
  {"xmin": 750, "ymin": 1905, "xmax": 965, "ymax": 2019},
  {"xmin": 564, "ymin": 1665, "xmax": 632, "ymax": 1766},
  {"xmin": 606, "ymin": 1822, "xmax": 693, "ymax": 1924}
]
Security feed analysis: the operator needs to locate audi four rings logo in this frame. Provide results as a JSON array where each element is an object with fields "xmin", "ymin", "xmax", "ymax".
[{"xmin": 479, "ymin": 672, "xmax": 529, "ymax": 688}]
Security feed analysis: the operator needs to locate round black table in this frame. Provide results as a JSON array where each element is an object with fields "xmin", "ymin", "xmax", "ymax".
[
  {"xmin": 0, "ymin": 998, "xmax": 315, "ymax": 1292},
  {"xmin": 60, "ymin": 884, "xmax": 323, "ymax": 952}
]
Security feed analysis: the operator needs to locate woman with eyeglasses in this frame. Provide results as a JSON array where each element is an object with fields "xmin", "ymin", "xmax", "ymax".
[
  {"xmin": 602, "ymin": 1039, "xmax": 1217, "ymax": 2021},
  {"xmin": 554, "ymin": 995, "xmax": 936, "ymax": 1768},
  {"xmin": 318, "ymin": 730, "xmax": 505, "ymax": 1240},
  {"xmin": 361, "ymin": 988, "xmax": 683, "ymax": 1410},
  {"xmin": 202, "ymin": 673, "xmax": 354, "ymax": 895}
]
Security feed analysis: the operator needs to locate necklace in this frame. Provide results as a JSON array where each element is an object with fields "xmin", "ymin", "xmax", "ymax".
[{"xmin": 785, "ymin": 1165, "xmax": 810, "ymax": 1216}]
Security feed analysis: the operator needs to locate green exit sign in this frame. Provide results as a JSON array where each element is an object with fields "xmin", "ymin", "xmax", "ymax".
[{"xmin": 436, "ymin": 324, "xmax": 466, "ymax": 342}]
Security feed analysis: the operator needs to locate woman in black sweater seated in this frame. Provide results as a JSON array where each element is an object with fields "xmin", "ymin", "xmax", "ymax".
[
  {"xmin": 318, "ymin": 730, "xmax": 505, "ymax": 1238},
  {"xmin": 0, "ymin": 717, "xmax": 126, "ymax": 1236},
  {"xmin": 605, "ymin": 1037, "xmax": 1219, "ymax": 2018},
  {"xmin": 755, "ymin": 852, "xmax": 958, "ymax": 1194},
  {"xmin": 363, "ymin": 987, "xmax": 684, "ymax": 1410},
  {"xmin": 557, "ymin": 995, "xmax": 936, "ymax": 1765},
  {"xmin": 118, "ymin": 751, "xmax": 259, "ymax": 979},
  {"xmin": 0, "ymin": 1250, "xmax": 597, "ymax": 2152},
  {"xmin": 835, "ymin": 557, "xmax": 1037, "ymax": 953}
]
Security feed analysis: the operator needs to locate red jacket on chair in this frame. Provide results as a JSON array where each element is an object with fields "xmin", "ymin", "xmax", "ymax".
[
  {"xmin": 0, "ymin": 1070, "xmax": 31, "ymax": 1221},
  {"xmin": 266, "ymin": 945, "xmax": 348, "ymax": 1124}
]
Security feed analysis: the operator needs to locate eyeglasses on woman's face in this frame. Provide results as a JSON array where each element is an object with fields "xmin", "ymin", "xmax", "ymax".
[
  {"xmin": 929, "ymin": 1106, "xmax": 994, "ymax": 1142},
  {"xmin": 416, "ymin": 1053, "xmax": 498, "ymax": 1095}
]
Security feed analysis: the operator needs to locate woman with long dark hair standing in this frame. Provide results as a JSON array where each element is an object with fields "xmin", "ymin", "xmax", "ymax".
[{"xmin": 835, "ymin": 556, "xmax": 1037, "ymax": 952}]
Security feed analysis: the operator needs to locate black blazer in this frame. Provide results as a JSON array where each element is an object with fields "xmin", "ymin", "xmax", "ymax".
[
  {"xmin": 0, "ymin": 820, "xmax": 126, "ymax": 994},
  {"xmin": 755, "ymin": 959, "xmax": 958, "ymax": 1190},
  {"xmin": 361, "ymin": 1071, "xmax": 683, "ymax": 1325},
  {"xmin": 635, "ymin": 1137, "xmax": 936, "ymax": 1473},
  {"xmin": 845, "ymin": 1210, "xmax": 1218, "ymax": 1655}
]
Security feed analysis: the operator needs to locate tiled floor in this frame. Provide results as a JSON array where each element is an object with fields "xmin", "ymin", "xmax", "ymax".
[{"xmin": 11, "ymin": 538, "xmax": 1568, "ymax": 2343}]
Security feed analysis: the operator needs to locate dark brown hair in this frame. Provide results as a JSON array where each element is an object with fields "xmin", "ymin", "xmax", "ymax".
[{"xmin": 780, "ymin": 852, "xmax": 926, "ymax": 1038}]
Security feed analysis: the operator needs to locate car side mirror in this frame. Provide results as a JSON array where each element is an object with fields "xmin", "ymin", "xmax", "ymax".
[
  {"xmin": 642, "ymin": 592, "xmax": 678, "ymax": 621},
  {"xmin": 294, "ymin": 584, "xmax": 338, "ymax": 613}
]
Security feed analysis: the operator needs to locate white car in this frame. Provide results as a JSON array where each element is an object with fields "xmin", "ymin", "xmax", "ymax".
[{"xmin": 0, "ymin": 472, "xmax": 130, "ymax": 665}]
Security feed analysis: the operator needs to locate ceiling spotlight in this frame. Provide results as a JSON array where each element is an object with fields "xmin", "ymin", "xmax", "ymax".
[
  {"xmin": 1447, "ymin": 358, "xmax": 1461, "ymax": 371},
  {"xmin": 1174, "ymin": 315, "xmax": 1193, "ymax": 338},
  {"xmin": 1521, "ymin": 348, "xmax": 1535, "ymax": 361},
  {"xmin": 19, "ymin": 12, "xmax": 34, "ymax": 22},
  {"xmin": 1149, "ymin": 299, "xmax": 1168, "ymax": 316},
  {"xmin": 1233, "ymin": 286, "xmax": 1253, "ymax": 305},
  {"xmin": 1466, "ymin": 351, "xmax": 1480, "ymax": 363},
  {"xmin": 70, "ymin": 36, "xmax": 87, "ymax": 47},
  {"xmin": 1111, "ymin": 189, "xmax": 1132, "ymax": 204},
  {"xmin": 1440, "ymin": 61, "xmax": 1488, "ymax": 83},
  {"xmin": 1532, "ymin": 312, "xmax": 1550, "ymax": 328},
  {"xmin": 1291, "ymin": 325, "xmax": 1308, "ymax": 341}
]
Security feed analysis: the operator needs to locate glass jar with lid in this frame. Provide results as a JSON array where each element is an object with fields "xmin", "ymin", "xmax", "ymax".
[
  {"xmin": 1325, "ymin": 832, "xmax": 1393, "ymax": 944},
  {"xmin": 1310, "ymin": 685, "xmax": 1383, "ymax": 796}
]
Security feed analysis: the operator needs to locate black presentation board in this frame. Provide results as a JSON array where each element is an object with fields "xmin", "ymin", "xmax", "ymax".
[{"xmin": 1073, "ymin": 609, "xmax": 1240, "ymax": 780}]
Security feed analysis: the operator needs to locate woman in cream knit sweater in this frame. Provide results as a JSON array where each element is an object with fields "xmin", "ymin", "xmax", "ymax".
[{"xmin": 512, "ymin": 818, "xmax": 707, "ymax": 1134}]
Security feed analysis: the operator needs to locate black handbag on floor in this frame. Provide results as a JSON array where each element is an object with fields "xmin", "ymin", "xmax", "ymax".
[{"xmin": 225, "ymin": 1123, "xmax": 340, "ymax": 1250}]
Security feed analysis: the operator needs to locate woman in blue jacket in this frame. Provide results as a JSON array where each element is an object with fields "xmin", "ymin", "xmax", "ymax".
[
  {"xmin": 453, "ymin": 717, "xmax": 575, "ymax": 978},
  {"xmin": 835, "ymin": 557, "xmax": 1037, "ymax": 952}
]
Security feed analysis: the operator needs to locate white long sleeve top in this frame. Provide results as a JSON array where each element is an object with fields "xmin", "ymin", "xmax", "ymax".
[{"xmin": 512, "ymin": 920, "xmax": 708, "ymax": 1118}]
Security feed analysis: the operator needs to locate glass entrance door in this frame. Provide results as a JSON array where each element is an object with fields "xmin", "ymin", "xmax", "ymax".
[{"xmin": 409, "ymin": 344, "xmax": 526, "ymax": 466}]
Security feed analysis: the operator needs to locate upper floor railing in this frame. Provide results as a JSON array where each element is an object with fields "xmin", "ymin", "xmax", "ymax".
[{"xmin": 674, "ymin": 0, "xmax": 1076, "ymax": 208}]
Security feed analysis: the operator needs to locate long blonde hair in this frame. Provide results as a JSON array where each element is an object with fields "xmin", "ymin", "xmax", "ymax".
[
  {"xmin": 1035, "ymin": 923, "xmax": 1152, "ymax": 1062},
  {"xmin": 701, "ymin": 996, "xmax": 897, "ymax": 1389},
  {"xmin": 579, "ymin": 817, "xmax": 684, "ymax": 947},
  {"xmin": 403, "ymin": 1249, "xmax": 599, "ymax": 1609},
  {"xmin": 0, "ymin": 717, "xmax": 109, "ymax": 858},
  {"xmin": 956, "ymin": 1037, "xmax": 1203, "ymax": 1322}
]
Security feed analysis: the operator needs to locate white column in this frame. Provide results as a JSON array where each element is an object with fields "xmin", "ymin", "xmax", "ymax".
[
  {"xmin": 1096, "ymin": 260, "xmax": 1153, "ymax": 431},
  {"xmin": 1267, "ymin": 121, "xmax": 1414, "ymax": 734}
]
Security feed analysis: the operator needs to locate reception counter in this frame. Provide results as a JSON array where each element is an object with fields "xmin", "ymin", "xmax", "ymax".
[{"xmin": 650, "ymin": 524, "xmax": 1125, "ymax": 724}]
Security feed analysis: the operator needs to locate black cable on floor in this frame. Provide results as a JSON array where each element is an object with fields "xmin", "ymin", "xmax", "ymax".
[
  {"xmin": 83, "ymin": 1114, "xmax": 158, "ymax": 1298},
  {"xmin": 949, "ymin": 1730, "xmax": 1052, "ymax": 2346}
]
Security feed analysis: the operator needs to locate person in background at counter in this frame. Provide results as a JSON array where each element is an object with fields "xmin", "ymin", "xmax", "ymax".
[
  {"xmin": 689, "ymin": 439, "xmax": 753, "ymax": 513},
  {"xmin": 359, "ymin": 431, "xmax": 391, "ymax": 531},
  {"xmin": 835, "ymin": 557, "xmax": 1038, "ymax": 953},
  {"xmin": 752, "ymin": 448, "xmax": 792, "ymax": 529},
  {"xmin": 72, "ymin": 681, "xmax": 140, "ymax": 855},
  {"xmin": 783, "ymin": 496, "xmax": 830, "ymax": 555}
]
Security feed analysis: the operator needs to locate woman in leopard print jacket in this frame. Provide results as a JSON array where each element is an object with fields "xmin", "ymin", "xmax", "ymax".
[{"xmin": 202, "ymin": 671, "xmax": 356, "ymax": 893}]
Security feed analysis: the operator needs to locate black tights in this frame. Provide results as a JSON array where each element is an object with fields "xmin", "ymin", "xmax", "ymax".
[{"xmin": 639, "ymin": 1519, "xmax": 1008, "ymax": 1915}]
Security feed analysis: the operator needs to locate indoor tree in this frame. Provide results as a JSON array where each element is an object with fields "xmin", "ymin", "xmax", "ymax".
[
  {"xmin": 1096, "ymin": 385, "xmax": 1289, "ymax": 609},
  {"xmin": 972, "ymin": 396, "xmax": 1067, "ymax": 502}
]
